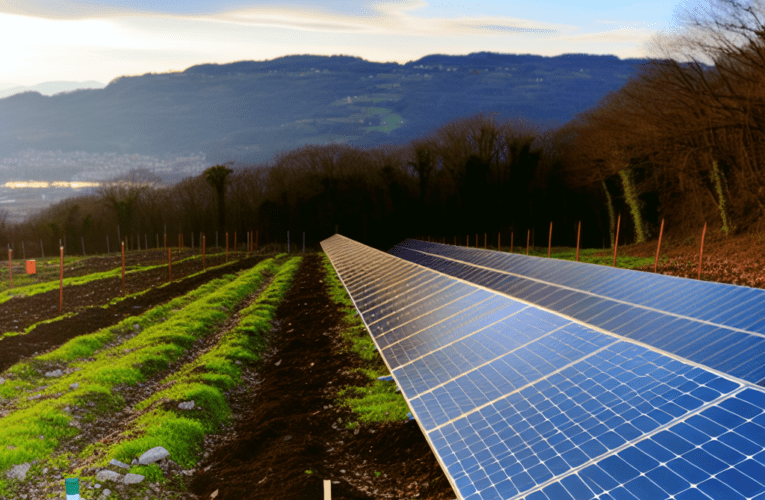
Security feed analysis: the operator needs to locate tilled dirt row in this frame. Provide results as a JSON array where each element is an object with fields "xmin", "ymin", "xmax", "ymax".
[
  {"xmin": 187, "ymin": 254, "xmax": 457, "ymax": 500},
  {"xmin": 4, "ymin": 264, "xmax": 281, "ymax": 500},
  {"xmin": 0, "ymin": 255, "xmax": 267, "ymax": 374},
  {"xmin": 0, "ymin": 253, "xmax": 250, "ymax": 335}
]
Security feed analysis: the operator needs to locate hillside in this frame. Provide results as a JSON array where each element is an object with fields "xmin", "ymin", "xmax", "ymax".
[{"xmin": 0, "ymin": 52, "xmax": 661, "ymax": 173}]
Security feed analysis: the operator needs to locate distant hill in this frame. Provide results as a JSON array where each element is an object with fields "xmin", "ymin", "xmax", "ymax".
[
  {"xmin": 0, "ymin": 80, "xmax": 105, "ymax": 99},
  {"xmin": 0, "ymin": 52, "xmax": 668, "ymax": 174}
]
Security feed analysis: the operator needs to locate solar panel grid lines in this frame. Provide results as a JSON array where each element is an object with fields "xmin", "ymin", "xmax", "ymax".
[
  {"xmin": 347, "ymin": 267, "xmax": 425, "ymax": 307},
  {"xmin": 369, "ymin": 283, "xmax": 476, "ymax": 333},
  {"xmin": 321, "ymin": 236, "xmax": 469, "ymax": 499},
  {"xmin": 354, "ymin": 271, "xmax": 439, "ymax": 313},
  {"xmin": 323, "ymin": 236, "xmax": 765, "ymax": 500},
  {"xmin": 380, "ymin": 293, "xmax": 517, "ymax": 348},
  {"xmin": 424, "ymin": 337, "xmax": 623, "ymax": 433},
  {"xmin": 392, "ymin": 243, "xmax": 765, "ymax": 384},
  {"xmin": 392, "ymin": 305, "xmax": 534, "ymax": 378},
  {"xmin": 403, "ymin": 238, "xmax": 765, "ymax": 331},
  {"xmin": 363, "ymin": 276, "xmax": 457, "ymax": 326},
  {"xmin": 404, "ymin": 322, "xmax": 576, "ymax": 400},
  {"xmin": 388, "ymin": 239, "xmax": 765, "ymax": 397},
  {"xmin": 514, "ymin": 384, "xmax": 750, "ymax": 500}
]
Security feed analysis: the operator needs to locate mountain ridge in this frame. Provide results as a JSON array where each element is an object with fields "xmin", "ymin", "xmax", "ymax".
[{"xmin": 0, "ymin": 52, "xmax": 678, "ymax": 180}]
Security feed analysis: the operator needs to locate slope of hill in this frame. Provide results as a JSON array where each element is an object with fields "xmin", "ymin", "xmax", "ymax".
[{"xmin": 0, "ymin": 52, "xmax": 661, "ymax": 170}]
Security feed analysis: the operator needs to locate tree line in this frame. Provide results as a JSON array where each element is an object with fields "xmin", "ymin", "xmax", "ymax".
[{"xmin": 2, "ymin": 0, "xmax": 764, "ymax": 256}]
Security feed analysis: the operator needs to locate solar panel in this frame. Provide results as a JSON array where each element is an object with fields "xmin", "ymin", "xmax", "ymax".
[
  {"xmin": 389, "ymin": 239, "xmax": 765, "ymax": 384},
  {"xmin": 322, "ymin": 235, "xmax": 765, "ymax": 500}
]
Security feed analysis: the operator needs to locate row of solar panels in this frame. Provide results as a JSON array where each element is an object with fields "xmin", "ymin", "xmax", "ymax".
[
  {"xmin": 321, "ymin": 235, "xmax": 765, "ymax": 500},
  {"xmin": 389, "ymin": 240, "xmax": 765, "ymax": 385}
]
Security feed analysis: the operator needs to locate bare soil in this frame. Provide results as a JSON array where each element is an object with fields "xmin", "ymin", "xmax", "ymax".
[
  {"xmin": 614, "ymin": 231, "xmax": 765, "ymax": 288},
  {"xmin": 187, "ymin": 254, "xmax": 456, "ymax": 500},
  {"xmin": 0, "ymin": 255, "xmax": 266, "ymax": 373}
]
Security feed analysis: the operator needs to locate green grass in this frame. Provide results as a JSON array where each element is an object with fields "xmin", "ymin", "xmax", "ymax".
[
  {"xmin": 0, "ymin": 257, "xmax": 285, "ymax": 494},
  {"xmin": 0, "ymin": 252, "xmax": 260, "ymax": 341},
  {"xmin": 321, "ymin": 253, "xmax": 410, "ymax": 426},
  {"xmin": 0, "ymin": 251, "xmax": 232, "ymax": 305},
  {"xmin": 478, "ymin": 245, "xmax": 661, "ymax": 270},
  {"xmin": 89, "ymin": 256, "xmax": 302, "ymax": 482}
]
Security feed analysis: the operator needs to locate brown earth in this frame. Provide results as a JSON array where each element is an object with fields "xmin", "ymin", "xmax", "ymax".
[
  {"xmin": 187, "ymin": 254, "xmax": 457, "ymax": 500},
  {"xmin": 616, "ymin": 231, "xmax": 765, "ymax": 288},
  {"xmin": 0, "ymin": 253, "xmax": 245, "ymax": 335},
  {"xmin": 0, "ymin": 255, "xmax": 267, "ymax": 373}
]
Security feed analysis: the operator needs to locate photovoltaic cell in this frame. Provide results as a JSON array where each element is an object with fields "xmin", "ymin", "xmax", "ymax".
[{"xmin": 321, "ymin": 235, "xmax": 765, "ymax": 500}]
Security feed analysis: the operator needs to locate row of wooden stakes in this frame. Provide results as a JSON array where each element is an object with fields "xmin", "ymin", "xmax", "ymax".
[
  {"xmin": 6, "ymin": 230, "xmax": 260, "ymax": 313},
  {"xmin": 420, "ymin": 217, "xmax": 711, "ymax": 280}
]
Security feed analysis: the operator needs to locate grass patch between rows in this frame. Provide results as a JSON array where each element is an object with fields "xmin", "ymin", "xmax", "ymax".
[{"xmin": 321, "ymin": 253, "xmax": 410, "ymax": 426}]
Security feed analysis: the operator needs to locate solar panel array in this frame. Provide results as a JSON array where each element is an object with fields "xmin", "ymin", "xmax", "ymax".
[
  {"xmin": 321, "ymin": 234, "xmax": 765, "ymax": 500},
  {"xmin": 389, "ymin": 239, "xmax": 765, "ymax": 385}
]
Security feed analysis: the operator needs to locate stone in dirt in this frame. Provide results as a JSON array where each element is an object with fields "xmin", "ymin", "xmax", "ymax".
[
  {"xmin": 123, "ymin": 473, "xmax": 145, "ymax": 484},
  {"xmin": 96, "ymin": 470, "xmax": 123, "ymax": 482},
  {"xmin": 5, "ymin": 463, "xmax": 31, "ymax": 480},
  {"xmin": 44, "ymin": 369, "xmax": 63, "ymax": 378},
  {"xmin": 0, "ymin": 377, "xmax": 5, "ymax": 384},
  {"xmin": 102, "ymin": 489, "xmax": 111, "ymax": 497},
  {"xmin": 178, "ymin": 400, "xmax": 195, "ymax": 410},
  {"xmin": 109, "ymin": 459, "xmax": 130, "ymax": 470},
  {"xmin": 70, "ymin": 382, "xmax": 79, "ymax": 389},
  {"xmin": 139, "ymin": 446, "xmax": 169, "ymax": 465}
]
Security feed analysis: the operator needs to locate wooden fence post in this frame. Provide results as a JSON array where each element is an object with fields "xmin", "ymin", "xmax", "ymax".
[
  {"xmin": 121, "ymin": 242, "xmax": 126, "ymax": 296},
  {"xmin": 548, "ymin": 221, "xmax": 553, "ymax": 258},
  {"xmin": 484, "ymin": 233, "xmax": 487, "ymax": 249},
  {"xmin": 59, "ymin": 246, "xmax": 64, "ymax": 312},
  {"xmin": 654, "ymin": 218, "xmax": 664, "ymax": 273},
  {"xmin": 145, "ymin": 234, "xmax": 148, "ymax": 250},
  {"xmin": 8, "ymin": 248, "xmax": 12, "ymax": 288},
  {"xmin": 698, "ymin": 222, "xmax": 707, "ymax": 280},
  {"xmin": 613, "ymin": 214, "xmax": 621, "ymax": 268},
  {"xmin": 81, "ymin": 236, "xmax": 86, "ymax": 256},
  {"xmin": 202, "ymin": 234, "xmax": 206, "ymax": 270},
  {"xmin": 576, "ymin": 221, "xmax": 581, "ymax": 262},
  {"xmin": 167, "ymin": 247, "xmax": 172, "ymax": 281}
]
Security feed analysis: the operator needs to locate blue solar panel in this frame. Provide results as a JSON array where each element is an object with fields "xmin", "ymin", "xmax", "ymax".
[
  {"xmin": 390, "ymin": 239, "xmax": 765, "ymax": 385},
  {"xmin": 322, "ymin": 235, "xmax": 765, "ymax": 500}
]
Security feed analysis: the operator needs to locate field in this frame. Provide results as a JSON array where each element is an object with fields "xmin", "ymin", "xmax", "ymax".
[{"xmin": 1, "ymin": 232, "xmax": 763, "ymax": 499}]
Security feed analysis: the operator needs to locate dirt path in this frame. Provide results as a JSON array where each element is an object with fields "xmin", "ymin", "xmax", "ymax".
[
  {"xmin": 187, "ymin": 254, "xmax": 456, "ymax": 500},
  {"xmin": 0, "ymin": 256, "xmax": 267, "ymax": 374}
]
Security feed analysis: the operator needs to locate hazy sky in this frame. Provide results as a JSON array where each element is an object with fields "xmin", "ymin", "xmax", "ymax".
[{"xmin": 1, "ymin": 0, "xmax": 686, "ymax": 86}]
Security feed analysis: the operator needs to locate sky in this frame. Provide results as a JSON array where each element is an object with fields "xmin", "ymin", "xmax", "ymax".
[{"xmin": 0, "ymin": 0, "xmax": 694, "ymax": 87}]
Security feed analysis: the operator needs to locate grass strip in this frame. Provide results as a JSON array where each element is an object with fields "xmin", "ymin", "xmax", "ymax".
[
  {"xmin": 87, "ymin": 256, "xmax": 302, "ymax": 482},
  {"xmin": 321, "ymin": 253, "xmax": 410, "ymax": 426},
  {"xmin": 0, "ymin": 257, "xmax": 281, "ymax": 494},
  {"xmin": 0, "ymin": 253, "xmax": 260, "ymax": 341},
  {"xmin": 0, "ymin": 269, "xmax": 252, "ymax": 408},
  {"xmin": 482, "ymin": 245, "xmax": 660, "ymax": 270},
  {"xmin": 0, "ymin": 251, "xmax": 236, "ymax": 305}
]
